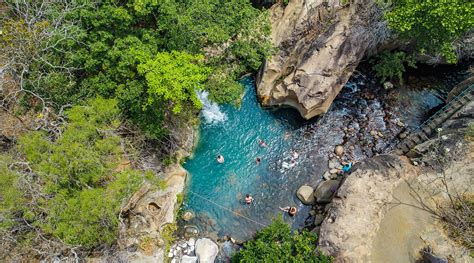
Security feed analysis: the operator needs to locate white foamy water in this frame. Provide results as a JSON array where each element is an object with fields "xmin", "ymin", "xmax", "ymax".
[{"xmin": 196, "ymin": 90, "xmax": 227, "ymax": 124}]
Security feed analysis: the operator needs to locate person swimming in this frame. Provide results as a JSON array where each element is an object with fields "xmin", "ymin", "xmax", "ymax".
[
  {"xmin": 279, "ymin": 206, "xmax": 297, "ymax": 216},
  {"xmin": 256, "ymin": 157, "xmax": 261, "ymax": 165},
  {"xmin": 245, "ymin": 194, "xmax": 254, "ymax": 205},
  {"xmin": 292, "ymin": 150, "xmax": 299, "ymax": 159},
  {"xmin": 217, "ymin": 155, "xmax": 225, "ymax": 163},
  {"xmin": 258, "ymin": 139, "xmax": 267, "ymax": 148}
]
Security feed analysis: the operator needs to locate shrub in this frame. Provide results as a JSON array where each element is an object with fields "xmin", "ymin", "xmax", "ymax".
[
  {"xmin": 372, "ymin": 50, "xmax": 416, "ymax": 84},
  {"xmin": 232, "ymin": 217, "xmax": 333, "ymax": 262}
]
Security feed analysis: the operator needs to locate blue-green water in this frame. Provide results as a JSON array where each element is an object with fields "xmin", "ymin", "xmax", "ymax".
[
  {"xmin": 182, "ymin": 78, "xmax": 317, "ymax": 240},
  {"xmin": 181, "ymin": 71, "xmax": 451, "ymax": 240}
]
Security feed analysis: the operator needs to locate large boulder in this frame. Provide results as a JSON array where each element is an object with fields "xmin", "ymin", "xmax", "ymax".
[
  {"xmin": 256, "ymin": 0, "xmax": 386, "ymax": 119},
  {"xmin": 314, "ymin": 180, "xmax": 340, "ymax": 203},
  {"xmin": 181, "ymin": 255, "xmax": 198, "ymax": 263},
  {"xmin": 296, "ymin": 185, "xmax": 315, "ymax": 204},
  {"xmin": 195, "ymin": 238, "xmax": 219, "ymax": 263}
]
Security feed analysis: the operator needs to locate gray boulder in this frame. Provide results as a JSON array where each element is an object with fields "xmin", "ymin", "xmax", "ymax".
[
  {"xmin": 195, "ymin": 238, "xmax": 218, "ymax": 263},
  {"xmin": 181, "ymin": 255, "xmax": 198, "ymax": 263},
  {"xmin": 314, "ymin": 180, "xmax": 340, "ymax": 203},
  {"xmin": 296, "ymin": 185, "xmax": 315, "ymax": 204}
]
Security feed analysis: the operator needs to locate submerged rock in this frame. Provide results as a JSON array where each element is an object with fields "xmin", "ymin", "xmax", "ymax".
[
  {"xmin": 182, "ymin": 211, "xmax": 195, "ymax": 221},
  {"xmin": 195, "ymin": 238, "xmax": 219, "ymax": 263},
  {"xmin": 314, "ymin": 180, "xmax": 340, "ymax": 203},
  {"xmin": 296, "ymin": 185, "xmax": 315, "ymax": 204}
]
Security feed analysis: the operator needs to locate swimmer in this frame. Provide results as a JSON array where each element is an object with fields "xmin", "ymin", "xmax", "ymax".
[
  {"xmin": 258, "ymin": 139, "xmax": 267, "ymax": 148},
  {"xmin": 279, "ymin": 206, "xmax": 297, "ymax": 216},
  {"xmin": 256, "ymin": 157, "xmax": 261, "ymax": 165},
  {"xmin": 282, "ymin": 159, "xmax": 296, "ymax": 169},
  {"xmin": 245, "ymin": 194, "xmax": 254, "ymax": 205},
  {"xmin": 217, "ymin": 155, "xmax": 225, "ymax": 163},
  {"xmin": 292, "ymin": 150, "xmax": 299, "ymax": 159}
]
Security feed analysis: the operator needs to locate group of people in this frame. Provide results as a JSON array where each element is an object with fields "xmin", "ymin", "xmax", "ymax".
[
  {"xmin": 216, "ymin": 139, "xmax": 299, "ymax": 216},
  {"xmin": 244, "ymin": 194, "xmax": 298, "ymax": 217}
]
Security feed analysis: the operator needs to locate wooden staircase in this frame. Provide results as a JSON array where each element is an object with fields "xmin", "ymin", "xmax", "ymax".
[{"xmin": 390, "ymin": 84, "xmax": 473, "ymax": 155}]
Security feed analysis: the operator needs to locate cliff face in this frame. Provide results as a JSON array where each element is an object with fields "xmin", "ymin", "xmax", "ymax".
[{"xmin": 256, "ymin": 0, "xmax": 387, "ymax": 119}]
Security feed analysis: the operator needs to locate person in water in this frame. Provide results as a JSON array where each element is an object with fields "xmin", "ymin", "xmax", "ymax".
[
  {"xmin": 245, "ymin": 194, "xmax": 254, "ymax": 205},
  {"xmin": 256, "ymin": 157, "xmax": 261, "ymax": 165},
  {"xmin": 292, "ymin": 150, "xmax": 299, "ymax": 160},
  {"xmin": 258, "ymin": 139, "xmax": 267, "ymax": 148},
  {"xmin": 217, "ymin": 155, "xmax": 225, "ymax": 163},
  {"xmin": 280, "ymin": 206, "xmax": 297, "ymax": 216}
]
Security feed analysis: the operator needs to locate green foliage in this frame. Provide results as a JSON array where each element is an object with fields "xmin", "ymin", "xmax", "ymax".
[
  {"xmin": 372, "ymin": 51, "xmax": 416, "ymax": 84},
  {"xmin": 137, "ymin": 51, "xmax": 211, "ymax": 114},
  {"xmin": 0, "ymin": 98, "xmax": 161, "ymax": 248},
  {"xmin": 233, "ymin": 217, "xmax": 333, "ymax": 262},
  {"xmin": 383, "ymin": 0, "xmax": 474, "ymax": 63}
]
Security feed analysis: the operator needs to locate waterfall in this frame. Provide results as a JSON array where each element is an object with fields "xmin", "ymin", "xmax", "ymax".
[{"xmin": 196, "ymin": 90, "xmax": 227, "ymax": 124}]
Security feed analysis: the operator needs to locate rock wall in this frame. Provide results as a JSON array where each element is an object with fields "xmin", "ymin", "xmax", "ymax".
[
  {"xmin": 317, "ymin": 155, "xmax": 419, "ymax": 261},
  {"xmin": 256, "ymin": 0, "xmax": 387, "ymax": 119}
]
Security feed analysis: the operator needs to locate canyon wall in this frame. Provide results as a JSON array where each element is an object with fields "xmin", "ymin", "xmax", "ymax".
[{"xmin": 256, "ymin": 0, "xmax": 388, "ymax": 119}]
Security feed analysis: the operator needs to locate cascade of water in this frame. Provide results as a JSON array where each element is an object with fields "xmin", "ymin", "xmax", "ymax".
[{"xmin": 196, "ymin": 90, "xmax": 227, "ymax": 124}]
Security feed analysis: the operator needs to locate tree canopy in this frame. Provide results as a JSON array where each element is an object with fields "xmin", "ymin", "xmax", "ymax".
[{"xmin": 383, "ymin": 0, "xmax": 474, "ymax": 63}]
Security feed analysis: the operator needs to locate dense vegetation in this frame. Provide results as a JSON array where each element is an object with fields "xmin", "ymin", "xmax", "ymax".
[
  {"xmin": 0, "ymin": 0, "xmax": 273, "ymax": 258},
  {"xmin": 232, "ymin": 218, "xmax": 333, "ymax": 262},
  {"xmin": 0, "ymin": 98, "xmax": 160, "ymax": 253},
  {"xmin": 373, "ymin": 0, "xmax": 473, "ymax": 84},
  {"xmin": 0, "ymin": 0, "xmax": 273, "ymax": 139}
]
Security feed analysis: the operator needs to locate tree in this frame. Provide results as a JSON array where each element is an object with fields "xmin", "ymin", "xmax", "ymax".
[
  {"xmin": 137, "ymin": 51, "xmax": 211, "ymax": 114},
  {"xmin": 232, "ymin": 217, "xmax": 333, "ymax": 262},
  {"xmin": 372, "ymin": 50, "xmax": 416, "ymax": 84},
  {"xmin": 383, "ymin": 0, "xmax": 474, "ymax": 63},
  {"xmin": 0, "ymin": 97, "xmax": 153, "ymax": 251}
]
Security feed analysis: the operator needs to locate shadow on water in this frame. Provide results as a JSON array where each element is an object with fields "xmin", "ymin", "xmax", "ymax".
[{"xmin": 179, "ymin": 62, "xmax": 471, "ymax": 242}]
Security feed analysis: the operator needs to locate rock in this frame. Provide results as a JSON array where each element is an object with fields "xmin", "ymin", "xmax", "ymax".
[
  {"xmin": 296, "ymin": 185, "xmax": 315, "ymax": 204},
  {"xmin": 329, "ymin": 153, "xmax": 335, "ymax": 158},
  {"xmin": 195, "ymin": 238, "xmax": 219, "ymax": 263},
  {"xmin": 184, "ymin": 225, "xmax": 199, "ymax": 238},
  {"xmin": 383, "ymin": 81, "xmax": 394, "ymax": 90},
  {"xmin": 370, "ymin": 130, "xmax": 377, "ymax": 136},
  {"xmin": 182, "ymin": 211, "xmax": 195, "ymax": 221},
  {"xmin": 399, "ymin": 132, "xmax": 408, "ymax": 139},
  {"xmin": 349, "ymin": 145, "xmax": 355, "ymax": 151},
  {"xmin": 314, "ymin": 180, "xmax": 340, "ymax": 203},
  {"xmin": 171, "ymin": 259, "xmax": 176, "ymax": 263},
  {"xmin": 314, "ymin": 214, "xmax": 325, "ymax": 226},
  {"xmin": 335, "ymin": 145, "xmax": 344, "ymax": 157},
  {"xmin": 328, "ymin": 158, "xmax": 341, "ymax": 169},
  {"xmin": 181, "ymin": 255, "xmax": 198, "ymax": 263},
  {"xmin": 396, "ymin": 121, "xmax": 405, "ymax": 127},
  {"xmin": 256, "ymin": 0, "xmax": 380, "ymax": 119},
  {"xmin": 207, "ymin": 232, "xmax": 219, "ymax": 242},
  {"xmin": 322, "ymin": 171, "xmax": 332, "ymax": 181},
  {"xmin": 180, "ymin": 242, "xmax": 188, "ymax": 248},
  {"xmin": 377, "ymin": 131, "xmax": 384, "ymax": 138},
  {"xmin": 187, "ymin": 238, "xmax": 196, "ymax": 247},
  {"xmin": 168, "ymin": 252, "xmax": 174, "ymax": 258},
  {"xmin": 329, "ymin": 169, "xmax": 339, "ymax": 174}
]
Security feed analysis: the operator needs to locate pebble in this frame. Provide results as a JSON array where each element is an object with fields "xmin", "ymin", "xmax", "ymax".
[
  {"xmin": 168, "ymin": 252, "xmax": 174, "ymax": 258},
  {"xmin": 396, "ymin": 120, "xmax": 405, "ymax": 127},
  {"xmin": 322, "ymin": 171, "xmax": 331, "ymax": 181},
  {"xmin": 180, "ymin": 242, "xmax": 188, "ymax": 248}
]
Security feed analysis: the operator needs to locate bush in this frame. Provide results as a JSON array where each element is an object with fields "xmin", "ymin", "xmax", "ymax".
[
  {"xmin": 372, "ymin": 50, "xmax": 416, "ymax": 84},
  {"xmin": 232, "ymin": 217, "xmax": 333, "ymax": 262},
  {"xmin": 382, "ymin": 0, "xmax": 474, "ymax": 63},
  {"xmin": 0, "ymin": 98, "xmax": 157, "ymax": 249}
]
